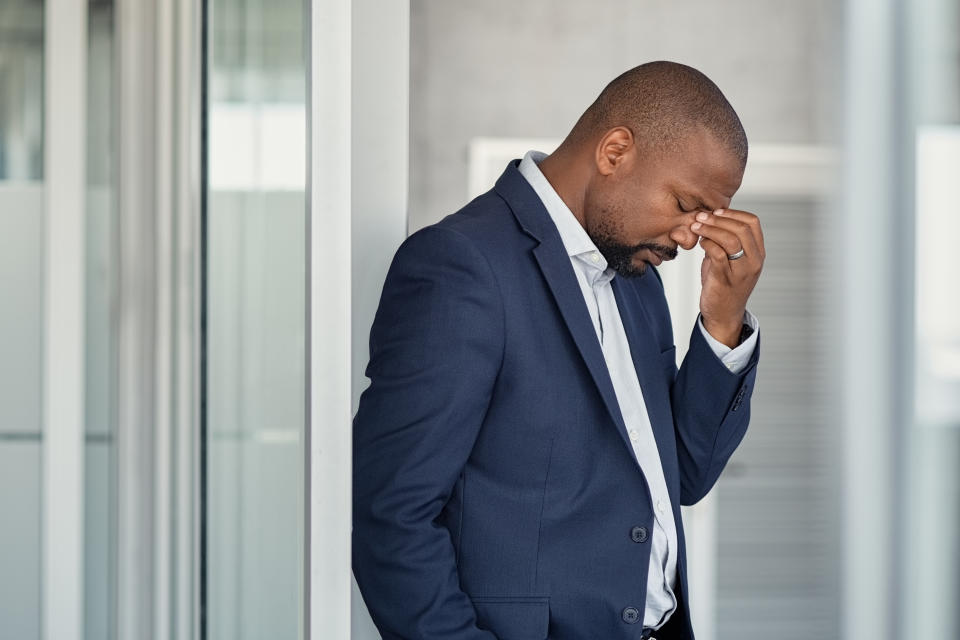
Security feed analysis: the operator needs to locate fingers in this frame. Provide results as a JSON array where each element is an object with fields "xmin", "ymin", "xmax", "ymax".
[
  {"xmin": 713, "ymin": 208, "xmax": 765, "ymax": 260},
  {"xmin": 698, "ymin": 236, "xmax": 730, "ymax": 265},
  {"xmin": 696, "ymin": 208, "xmax": 763, "ymax": 334},
  {"xmin": 691, "ymin": 209, "xmax": 763, "ymax": 264},
  {"xmin": 691, "ymin": 212, "xmax": 751, "ymax": 260}
]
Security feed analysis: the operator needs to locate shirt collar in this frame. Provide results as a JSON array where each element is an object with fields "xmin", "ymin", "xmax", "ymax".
[
  {"xmin": 518, "ymin": 151, "xmax": 614, "ymax": 283},
  {"xmin": 518, "ymin": 151, "xmax": 614, "ymax": 281}
]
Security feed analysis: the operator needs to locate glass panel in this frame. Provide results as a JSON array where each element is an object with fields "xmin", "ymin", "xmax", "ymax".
[
  {"xmin": 0, "ymin": 444, "xmax": 42, "ymax": 638},
  {"xmin": 908, "ymin": 1, "xmax": 960, "ymax": 637},
  {"xmin": 85, "ymin": 0, "xmax": 117, "ymax": 638},
  {"xmin": 0, "ymin": 0, "xmax": 44, "ymax": 635},
  {"xmin": 204, "ymin": 0, "xmax": 307, "ymax": 637}
]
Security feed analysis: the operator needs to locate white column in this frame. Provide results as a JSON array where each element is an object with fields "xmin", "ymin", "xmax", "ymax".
[
  {"xmin": 42, "ymin": 0, "xmax": 88, "ymax": 638},
  {"xmin": 350, "ymin": 0, "xmax": 411, "ymax": 636},
  {"xmin": 307, "ymin": 0, "xmax": 353, "ymax": 637}
]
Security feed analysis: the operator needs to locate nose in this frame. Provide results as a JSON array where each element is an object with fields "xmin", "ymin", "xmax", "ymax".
[{"xmin": 670, "ymin": 225, "xmax": 700, "ymax": 251}]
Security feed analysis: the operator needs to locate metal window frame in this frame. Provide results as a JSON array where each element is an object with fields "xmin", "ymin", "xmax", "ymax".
[
  {"xmin": 155, "ymin": 0, "xmax": 203, "ymax": 639},
  {"xmin": 114, "ymin": 0, "xmax": 203, "ymax": 637}
]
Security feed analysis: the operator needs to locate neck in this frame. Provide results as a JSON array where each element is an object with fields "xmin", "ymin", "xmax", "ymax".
[{"xmin": 537, "ymin": 143, "xmax": 592, "ymax": 228}]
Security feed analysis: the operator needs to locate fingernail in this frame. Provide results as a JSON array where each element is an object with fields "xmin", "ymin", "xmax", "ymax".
[
  {"xmin": 691, "ymin": 222, "xmax": 702, "ymax": 231},
  {"xmin": 696, "ymin": 212, "xmax": 709, "ymax": 222},
  {"xmin": 714, "ymin": 208, "xmax": 725, "ymax": 215}
]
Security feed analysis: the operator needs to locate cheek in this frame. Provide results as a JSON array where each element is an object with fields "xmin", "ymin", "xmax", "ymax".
[
  {"xmin": 581, "ymin": 190, "xmax": 606, "ymax": 228},
  {"xmin": 624, "ymin": 196, "xmax": 669, "ymax": 239},
  {"xmin": 584, "ymin": 192, "xmax": 622, "ymax": 233}
]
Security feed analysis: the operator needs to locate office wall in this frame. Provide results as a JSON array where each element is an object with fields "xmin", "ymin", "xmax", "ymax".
[{"xmin": 408, "ymin": 0, "xmax": 841, "ymax": 230}]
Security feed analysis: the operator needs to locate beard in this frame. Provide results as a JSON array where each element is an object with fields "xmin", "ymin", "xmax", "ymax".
[{"xmin": 588, "ymin": 217, "xmax": 677, "ymax": 279}]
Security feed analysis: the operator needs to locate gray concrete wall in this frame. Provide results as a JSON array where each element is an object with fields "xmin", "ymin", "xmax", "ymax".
[{"xmin": 409, "ymin": 0, "xmax": 842, "ymax": 230}]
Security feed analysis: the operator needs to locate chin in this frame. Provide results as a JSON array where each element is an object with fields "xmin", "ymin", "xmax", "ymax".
[{"xmin": 615, "ymin": 260, "xmax": 648, "ymax": 279}]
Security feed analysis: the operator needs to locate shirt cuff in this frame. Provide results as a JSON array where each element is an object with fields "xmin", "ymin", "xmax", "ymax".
[{"xmin": 697, "ymin": 310, "xmax": 759, "ymax": 375}]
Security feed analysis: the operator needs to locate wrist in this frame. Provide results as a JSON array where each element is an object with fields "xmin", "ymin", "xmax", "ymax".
[{"xmin": 702, "ymin": 314, "xmax": 743, "ymax": 349}]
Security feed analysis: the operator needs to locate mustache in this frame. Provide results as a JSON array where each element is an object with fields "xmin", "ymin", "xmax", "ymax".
[{"xmin": 634, "ymin": 242, "xmax": 678, "ymax": 261}]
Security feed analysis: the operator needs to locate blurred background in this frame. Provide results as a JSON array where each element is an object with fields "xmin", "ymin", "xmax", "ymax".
[{"xmin": 1, "ymin": 0, "xmax": 958, "ymax": 639}]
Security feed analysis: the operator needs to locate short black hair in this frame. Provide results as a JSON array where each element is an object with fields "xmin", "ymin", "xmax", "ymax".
[{"xmin": 571, "ymin": 61, "xmax": 748, "ymax": 170}]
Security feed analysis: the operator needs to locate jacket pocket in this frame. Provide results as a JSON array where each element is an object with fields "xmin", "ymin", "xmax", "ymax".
[{"xmin": 471, "ymin": 596, "xmax": 549, "ymax": 640}]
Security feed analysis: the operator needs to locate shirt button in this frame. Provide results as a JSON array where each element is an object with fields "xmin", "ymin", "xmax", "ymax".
[
  {"xmin": 621, "ymin": 606, "xmax": 640, "ymax": 624},
  {"xmin": 591, "ymin": 252, "xmax": 600, "ymax": 263},
  {"xmin": 630, "ymin": 526, "xmax": 648, "ymax": 543},
  {"xmin": 726, "ymin": 363, "xmax": 735, "ymax": 370},
  {"xmin": 656, "ymin": 499, "xmax": 665, "ymax": 514},
  {"xmin": 629, "ymin": 429, "xmax": 639, "ymax": 440}
]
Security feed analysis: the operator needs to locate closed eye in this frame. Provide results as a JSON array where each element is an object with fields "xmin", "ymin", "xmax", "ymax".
[{"xmin": 676, "ymin": 199, "xmax": 695, "ymax": 213}]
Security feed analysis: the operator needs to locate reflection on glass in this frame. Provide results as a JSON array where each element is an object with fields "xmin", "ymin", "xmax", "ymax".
[
  {"xmin": 0, "ymin": 0, "xmax": 44, "ymax": 180},
  {"xmin": 0, "ymin": 0, "xmax": 43, "ymax": 637},
  {"xmin": 205, "ymin": 0, "xmax": 307, "ymax": 637}
]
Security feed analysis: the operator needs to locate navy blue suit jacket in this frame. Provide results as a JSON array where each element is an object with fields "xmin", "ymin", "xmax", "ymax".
[{"xmin": 353, "ymin": 160, "xmax": 759, "ymax": 640}]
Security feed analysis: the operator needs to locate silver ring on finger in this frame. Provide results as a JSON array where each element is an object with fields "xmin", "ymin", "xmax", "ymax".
[{"xmin": 727, "ymin": 248, "xmax": 746, "ymax": 261}]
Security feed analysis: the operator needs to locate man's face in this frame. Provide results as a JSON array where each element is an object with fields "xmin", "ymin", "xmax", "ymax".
[{"xmin": 583, "ymin": 127, "xmax": 744, "ymax": 277}]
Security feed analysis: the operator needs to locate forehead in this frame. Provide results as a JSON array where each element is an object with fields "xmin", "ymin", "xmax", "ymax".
[{"xmin": 656, "ymin": 129, "xmax": 743, "ymax": 208}]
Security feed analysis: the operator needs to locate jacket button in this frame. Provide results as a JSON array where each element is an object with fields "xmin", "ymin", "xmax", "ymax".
[
  {"xmin": 622, "ymin": 606, "xmax": 640, "ymax": 624},
  {"xmin": 630, "ymin": 526, "xmax": 648, "ymax": 543}
]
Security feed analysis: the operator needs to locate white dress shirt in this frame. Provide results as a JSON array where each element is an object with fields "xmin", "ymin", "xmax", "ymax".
[{"xmin": 518, "ymin": 150, "xmax": 758, "ymax": 629}]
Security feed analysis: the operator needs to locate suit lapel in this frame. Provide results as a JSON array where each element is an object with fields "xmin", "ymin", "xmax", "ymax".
[
  {"xmin": 494, "ymin": 161, "xmax": 637, "ymax": 456},
  {"xmin": 531, "ymin": 236, "xmax": 631, "ymax": 444},
  {"xmin": 496, "ymin": 159, "xmax": 686, "ymax": 509}
]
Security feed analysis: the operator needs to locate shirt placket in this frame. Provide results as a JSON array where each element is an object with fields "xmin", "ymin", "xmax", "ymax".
[{"xmin": 593, "ymin": 275, "xmax": 679, "ymax": 626}]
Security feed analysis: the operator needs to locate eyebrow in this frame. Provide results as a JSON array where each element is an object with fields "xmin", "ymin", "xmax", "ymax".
[{"xmin": 678, "ymin": 190, "xmax": 713, "ymax": 211}]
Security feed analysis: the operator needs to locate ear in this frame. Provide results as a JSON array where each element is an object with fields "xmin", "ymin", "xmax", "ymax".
[{"xmin": 595, "ymin": 126, "xmax": 634, "ymax": 176}]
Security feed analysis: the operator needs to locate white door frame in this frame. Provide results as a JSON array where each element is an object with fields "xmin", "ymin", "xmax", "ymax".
[
  {"xmin": 43, "ymin": 1, "xmax": 88, "ymax": 638},
  {"xmin": 306, "ymin": 0, "xmax": 411, "ymax": 637},
  {"xmin": 305, "ymin": 0, "xmax": 353, "ymax": 636}
]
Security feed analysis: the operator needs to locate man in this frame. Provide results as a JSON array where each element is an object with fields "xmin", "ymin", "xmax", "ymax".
[{"xmin": 353, "ymin": 61, "xmax": 764, "ymax": 640}]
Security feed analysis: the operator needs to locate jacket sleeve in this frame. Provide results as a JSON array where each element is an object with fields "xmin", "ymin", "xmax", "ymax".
[
  {"xmin": 671, "ymin": 318, "xmax": 760, "ymax": 505},
  {"xmin": 352, "ymin": 225, "xmax": 503, "ymax": 640}
]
